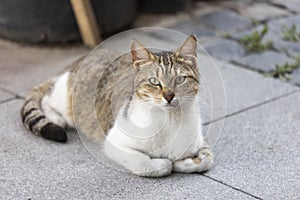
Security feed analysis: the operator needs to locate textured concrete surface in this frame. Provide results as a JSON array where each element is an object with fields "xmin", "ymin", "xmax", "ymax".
[
  {"xmin": 0, "ymin": 39, "xmax": 88, "ymax": 96},
  {"xmin": 208, "ymin": 60, "xmax": 297, "ymax": 118},
  {"xmin": 0, "ymin": 89, "xmax": 14, "ymax": 103},
  {"xmin": 207, "ymin": 92, "xmax": 300, "ymax": 199},
  {"xmin": 0, "ymin": 100, "xmax": 254, "ymax": 200},
  {"xmin": 196, "ymin": 55, "xmax": 298, "ymax": 123}
]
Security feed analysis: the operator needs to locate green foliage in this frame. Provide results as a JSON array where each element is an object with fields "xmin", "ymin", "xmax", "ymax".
[
  {"xmin": 239, "ymin": 25, "xmax": 273, "ymax": 52},
  {"xmin": 251, "ymin": 18, "xmax": 259, "ymax": 26},
  {"xmin": 268, "ymin": 57, "xmax": 300, "ymax": 81},
  {"xmin": 221, "ymin": 32, "xmax": 230, "ymax": 39},
  {"xmin": 282, "ymin": 24, "xmax": 300, "ymax": 42}
]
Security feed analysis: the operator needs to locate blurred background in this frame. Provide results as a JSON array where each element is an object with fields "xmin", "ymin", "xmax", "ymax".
[{"xmin": 0, "ymin": 0, "xmax": 195, "ymax": 44}]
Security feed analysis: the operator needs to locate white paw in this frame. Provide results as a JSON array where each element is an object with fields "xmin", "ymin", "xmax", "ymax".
[
  {"xmin": 196, "ymin": 148, "xmax": 214, "ymax": 172},
  {"xmin": 135, "ymin": 158, "xmax": 173, "ymax": 177},
  {"xmin": 173, "ymin": 148, "xmax": 214, "ymax": 173}
]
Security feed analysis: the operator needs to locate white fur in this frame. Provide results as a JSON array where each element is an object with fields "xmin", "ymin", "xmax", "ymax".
[
  {"xmin": 42, "ymin": 72, "xmax": 73, "ymax": 128},
  {"xmin": 173, "ymin": 148, "xmax": 214, "ymax": 173},
  {"xmin": 104, "ymin": 96, "xmax": 210, "ymax": 177}
]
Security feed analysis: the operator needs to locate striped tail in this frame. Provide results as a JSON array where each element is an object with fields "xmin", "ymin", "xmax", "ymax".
[{"xmin": 21, "ymin": 82, "xmax": 67, "ymax": 143}]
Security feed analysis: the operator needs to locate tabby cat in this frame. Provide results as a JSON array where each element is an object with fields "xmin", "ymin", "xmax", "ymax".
[{"xmin": 21, "ymin": 35, "xmax": 214, "ymax": 177}]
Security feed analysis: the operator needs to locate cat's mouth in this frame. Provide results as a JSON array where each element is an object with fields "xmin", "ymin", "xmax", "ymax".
[{"xmin": 163, "ymin": 100, "xmax": 179, "ymax": 111}]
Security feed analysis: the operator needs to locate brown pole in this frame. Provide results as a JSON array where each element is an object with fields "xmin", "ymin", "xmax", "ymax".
[{"xmin": 70, "ymin": 0, "xmax": 101, "ymax": 48}]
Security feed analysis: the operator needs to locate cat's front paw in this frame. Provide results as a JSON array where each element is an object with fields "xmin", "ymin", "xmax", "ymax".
[
  {"xmin": 173, "ymin": 148, "xmax": 214, "ymax": 173},
  {"xmin": 135, "ymin": 158, "xmax": 173, "ymax": 177}
]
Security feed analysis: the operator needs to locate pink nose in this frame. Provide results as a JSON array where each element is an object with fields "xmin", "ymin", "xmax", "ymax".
[{"xmin": 163, "ymin": 91, "xmax": 175, "ymax": 103}]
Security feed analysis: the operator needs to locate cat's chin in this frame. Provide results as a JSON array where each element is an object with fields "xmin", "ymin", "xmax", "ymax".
[{"xmin": 160, "ymin": 102, "xmax": 180, "ymax": 112}]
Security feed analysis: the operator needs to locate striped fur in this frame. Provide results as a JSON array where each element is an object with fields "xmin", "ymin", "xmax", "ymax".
[{"xmin": 21, "ymin": 79, "xmax": 67, "ymax": 142}]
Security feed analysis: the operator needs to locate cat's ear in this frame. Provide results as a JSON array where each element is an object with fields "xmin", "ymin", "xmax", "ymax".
[
  {"xmin": 175, "ymin": 35, "xmax": 197, "ymax": 58},
  {"xmin": 130, "ymin": 39, "xmax": 154, "ymax": 63}
]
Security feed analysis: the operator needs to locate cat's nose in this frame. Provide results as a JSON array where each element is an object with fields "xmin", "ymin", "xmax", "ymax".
[{"xmin": 163, "ymin": 91, "xmax": 175, "ymax": 103}]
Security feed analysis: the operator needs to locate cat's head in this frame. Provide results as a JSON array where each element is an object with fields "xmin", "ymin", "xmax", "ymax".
[{"xmin": 130, "ymin": 35, "xmax": 199, "ymax": 111}]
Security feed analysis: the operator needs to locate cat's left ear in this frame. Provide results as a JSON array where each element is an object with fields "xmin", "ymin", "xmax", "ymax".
[
  {"xmin": 130, "ymin": 39, "xmax": 155, "ymax": 64},
  {"xmin": 175, "ymin": 34, "xmax": 197, "ymax": 59}
]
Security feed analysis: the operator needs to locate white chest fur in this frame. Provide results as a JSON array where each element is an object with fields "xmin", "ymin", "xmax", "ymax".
[{"xmin": 105, "ymin": 99, "xmax": 204, "ymax": 162}]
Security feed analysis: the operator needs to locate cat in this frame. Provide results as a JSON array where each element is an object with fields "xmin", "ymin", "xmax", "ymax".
[{"xmin": 21, "ymin": 35, "xmax": 214, "ymax": 177}]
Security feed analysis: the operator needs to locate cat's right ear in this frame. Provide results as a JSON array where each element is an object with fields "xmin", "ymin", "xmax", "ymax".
[{"xmin": 130, "ymin": 39, "xmax": 154, "ymax": 65}]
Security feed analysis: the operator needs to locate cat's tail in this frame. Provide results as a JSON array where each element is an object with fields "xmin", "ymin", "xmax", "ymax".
[{"xmin": 20, "ymin": 80, "xmax": 67, "ymax": 143}]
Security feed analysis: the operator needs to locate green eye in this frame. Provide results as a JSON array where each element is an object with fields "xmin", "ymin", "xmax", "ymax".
[
  {"xmin": 149, "ymin": 77, "xmax": 160, "ymax": 86},
  {"xmin": 175, "ymin": 76, "xmax": 186, "ymax": 84}
]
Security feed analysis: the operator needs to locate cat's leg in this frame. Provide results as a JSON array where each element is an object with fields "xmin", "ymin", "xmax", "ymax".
[
  {"xmin": 41, "ymin": 97, "xmax": 67, "ymax": 129},
  {"xmin": 105, "ymin": 141, "xmax": 173, "ymax": 177},
  {"xmin": 41, "ymin": 72, "xmax": 73, "ymax": 129},
  {"xmin": 173, "ymin": 143, "xmax": 214, "ymax": 173}
]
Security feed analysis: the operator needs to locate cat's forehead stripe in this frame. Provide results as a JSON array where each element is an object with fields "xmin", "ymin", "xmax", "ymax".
[
  {"xmin": 167, "ymin": 56, "xmax": 173, "ymax": 73},
  {"xmin": 158, "ymin": 58, "xmax": 165, "ymax": 74},
  {"xmin": 162, "ymin": 55, "xmax": 169, "ymax": 67},
  {"xmin": 158, "ymin": 54, "xmax": 174, "ymax": 76}
]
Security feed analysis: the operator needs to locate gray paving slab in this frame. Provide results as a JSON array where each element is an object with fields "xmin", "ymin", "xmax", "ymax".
[
  {"xmin": 289, "ymin": 67, "xmax": 300, "ymax": 86},
  {"xmin": 272, "ymin": 0, "xmax": 300, "ymax": 13},
  {"xmin": 233, "ymin": 51, "xmax": 295, "ymax": 72},
  {"xmin": 138, "ymin": 27, "xmax": 221, "ymax": 52},
  {"xmin": 238, "ymin": 3, "xmax": 290, "ymax": 21},
  {"xmin": 274, "ymin": 39, "xmax": 300, "ymax": 58},
  {"xmin": 199, "ymin": 57, "xmax": 298, "ymax": 124},
  {"xmin": 0, "ymin": 100, "xmax": 255, "ymax": 200},
  {"xmin": 169, "ymin": 20, "xmax": 215, "ymax": 37},
  {"xmin": 268, "ymin": 14, "xmax": 300, "ymax": 32},
  {"xmin": 206, "ymin": 91, "xmax": 300, "ymax": 199},
  {"xmin": 196, "ymin": 9, "xmax": 251, "ymax": 32},
  {"xmin": 204, "ymin": 39, "xmax": 245, "ymax": 61},
  {"xmin": 0, "ymin": 89, "xmax": 14, "ymax": 103},
  {"xmin": 103, "ymin": 28, "xmax": 183, "ymax": 51},
  {"xmin": 0, "ymin": 39, "xmax": 88, "ymax": 96}
]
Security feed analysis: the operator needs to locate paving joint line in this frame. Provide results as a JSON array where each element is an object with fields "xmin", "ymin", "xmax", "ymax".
[
  {"xmin": 0, "ymin": 86, "xmax": 24, "ymax": 99},
  {"xmin": 230, "ymin": 60, "xmax": 270, "ymax": 74},
  {"xmin": 269, "ymin": 2, "xmax": 299, "ymax": 15},
  {"xmin": 0, "ymin": 98, "xmax": 19, "ymax": 105},
  {"xmin": 204, "ymin": 89, "xmax": 300, "ymax": 126},
  {"xmin": 201, "ymin": 174, "xmax": 263, "ymax": 200}
]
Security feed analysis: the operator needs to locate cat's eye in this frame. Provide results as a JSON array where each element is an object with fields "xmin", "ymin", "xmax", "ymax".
[
  {"xmin": 175, "ymin": 76, "xmax": 186, "ymax": 84},
  {"xmin": 149, "ymin": 77, "xmax": 160, "ymax": 86}
]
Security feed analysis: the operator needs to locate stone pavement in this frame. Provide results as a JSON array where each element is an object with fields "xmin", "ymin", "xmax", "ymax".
[{"xmin": 1, "ymin": 0, "xmax": 300, "ymax": 199}]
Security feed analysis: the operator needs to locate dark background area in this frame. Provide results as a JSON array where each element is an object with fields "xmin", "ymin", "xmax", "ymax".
[{"xmin": 0, "ymin": 0, "xmax": 191, "ymax": 43}]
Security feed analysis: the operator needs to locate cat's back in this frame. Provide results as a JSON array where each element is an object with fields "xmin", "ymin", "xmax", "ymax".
[{"xmin": 71, "ymin": 48, "xmax": 133, "ymax": 143}]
